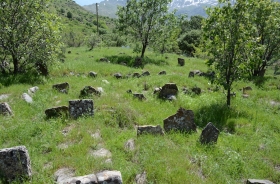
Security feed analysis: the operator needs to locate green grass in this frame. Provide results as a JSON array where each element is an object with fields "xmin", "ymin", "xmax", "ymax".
[{"xmin": 0, "ymin": 46, "xmax": 280, "ymax": 183}]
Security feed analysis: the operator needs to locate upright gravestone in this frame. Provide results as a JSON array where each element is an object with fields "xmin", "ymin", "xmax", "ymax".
[
  {"xmin": 0, "ymin": 146, "xmax": 32, "ymax": 181},
  {"xmin": 163, "ymin": 107, "xmax": 196, "ymax": 133},
  {"xmin": 178, "ymin": 58, "xmax": 185, "ymax": 66},
  {"xmin": 158, "ymin": 83, "xmax": 178, "ymax": 100},
  {"xmin": 200, "ymin": 122, "xmax": 220, "ymax": 144},
  {"xmin": 69, "ymin": 99, "xmax": 94, "ymax": 119}
]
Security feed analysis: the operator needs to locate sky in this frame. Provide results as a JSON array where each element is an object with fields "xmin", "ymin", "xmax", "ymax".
[{"xmin": 74, "ymin": 0, "xmax": 103, "ymax": 6}]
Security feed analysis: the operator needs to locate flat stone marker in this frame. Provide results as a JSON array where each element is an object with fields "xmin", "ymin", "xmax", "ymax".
[
  {"xmin": 137, "ymin": 125, "xmax": 164, "ymax": 136},
  {"xmin": 164, "ymin": 107, "xmax": 196, "ymax": 133},
  {"xmin": 247, "ymin": 179, "xmax": 274, "ymax": 184},
  {"xmin": 200, "ymin": 122, "xmax": 220, "ymax": 144},
  {"xmin": 0, "ymin": 146, "xmax": 32, "ymax": 181}
]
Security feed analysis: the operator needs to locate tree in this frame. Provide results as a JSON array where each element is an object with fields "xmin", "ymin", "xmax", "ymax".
[
  {"xmin": 0, "ymin": 0, "xmax": 62, "ymax": 75},
  {"xmin": 202, "ymin": 0, "xmax": 251, "ymax": 106},
  {"xmin": 67, "ymin": 11, "xmax": 72, "ymax": 19},
  {"xmin": 116, "ymin": 0, "xmax": 176, "ymax": 58},
  {"xmin": 86, "ymin": 33, "xmax": 101, "ymax": 51},
  {"xmin": 245, "ymin": 0, "xmax": 280, "ymax": 77}
]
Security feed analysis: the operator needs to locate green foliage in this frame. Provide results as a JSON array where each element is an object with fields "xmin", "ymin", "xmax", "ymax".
[
  {"xmin": 0, "ymin": 0, "xmax": 63, "ymax": 75},
  {"xmin": 66, "ymin": 11, "xmax": 72, "ymax": 19},
  {"xmin": 116, "ymin": 0, "xmax": 177, "ymax": 58},
  {"xmin": 85, "ymin": 33, "xmax": 101, "ymax": 51}
]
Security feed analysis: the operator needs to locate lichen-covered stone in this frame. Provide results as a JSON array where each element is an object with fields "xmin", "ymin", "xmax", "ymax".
[
  {"xmin": 45, "ymin": 106, "xmax": 69, "ymax": 119},
  {"xmin": 0, "ymin": 102, "xmax": 12, "ymax": 115},
  {"xmin": 69, "ymin": 99, "xmax": 94, "ymax": 119},
  {"xmin": 137, "ymin": 125, "xmax": 164, "ymax": 136},
  {"xmin": 158, "ymin": 83, "xmax": 178, "ymax": 99},
  {"xmin": 0, "ymin": 146, "xmax": 32, "ymax": 181},
  {"xmin": 163, "ymin": 107, "xmax": 196, "ymax": 133},
  {"xmin": 200, "ymin": 122, "xmax": 220, "ymax": 144}
]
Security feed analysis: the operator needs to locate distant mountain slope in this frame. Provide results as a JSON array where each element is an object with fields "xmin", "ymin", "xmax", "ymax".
[{"xmin": 83, "ymin": 0, "xmax": 280, "ymax": 18}]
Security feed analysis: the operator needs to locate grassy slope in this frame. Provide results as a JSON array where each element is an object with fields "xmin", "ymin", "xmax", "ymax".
[{"xmin": 0, "ymin": 46, "xmax": 280, "ymax": 183}]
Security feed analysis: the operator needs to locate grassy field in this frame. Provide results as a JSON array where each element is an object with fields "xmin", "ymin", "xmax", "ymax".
[{"xmin": 0, "ymin": 46, "xmax": 280, "ymax": 183}]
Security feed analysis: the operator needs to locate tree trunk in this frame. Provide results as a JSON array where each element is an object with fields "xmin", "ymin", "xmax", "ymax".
[
  {"xmin": 141, "ymin": 43, "xmax": 147, "ymax": 58},
  {"xmin": 12, "ymin": 55, "xmax": 19, "ymax": 75},
  {"xmin": 227, "ymin": 87, "xmax": 231, "ymax": 107}
]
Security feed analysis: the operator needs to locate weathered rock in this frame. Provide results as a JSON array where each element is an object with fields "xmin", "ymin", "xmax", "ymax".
[
  {"xmin": 96, "ymin": 170, "xmax": 123, "ymax": 184},
  {"xmin": 0, "ymin": 102, "xmax": 12, "ymax": 115},
  {"xmin": 133, "ymin": 93, "xmax": 146, "ymax": 100},
  {"xmin": 124, "ymin": 139, "xmax": 135, "ymax": 151},
  {"xmin": 89, "ymin": 71, "xmax": 97, "ymax": 78},
  {"xmin": 167, "ymin": 95, "xmax": 176, "ymax": 101},
  {"xmin": 69, "ymin": 99, "xmax": 94, "ymax": 119},
  {"xmin": 163, "ymin": 107, "xmax": 196, "ymax": 133},
  {"xmin": 153, "ymin": 87, "xmax": 162, "ymax": 94},
  {"xmin": 91, "ymin": 148, "xmax": 112, "ymax": 158},
  {"xmin": 158, "ymin": 83, "xmax": 178, "ymax": 99},
  {"xmin": 178, "ymin": 58, "xmax": 185, "ymax": 66},
  {"xmin": 114, "ymin": 73, "xmax": 122, "ymax": 79},
  {"xmin": 80, "ymin": 86, "xmax": 101, "ymax": 98},
  {"xmin": 45, "ymin": 106, "xmax": 69, "ymax": 119},
  {"xmin": 54, "ymin": 168, "xmax": 75, "ymax": 184},
  {"xmin": 135, "ymin": 171, "xmax": 147, "ymax": 184},
  {"xmin": 0, "ymin": 146, "xmax": 32, "ymax": 181},
  {"xmin": 191, "ymin": 87, "xmax": 202, "ymax": 95},
  {"xmin": 137, "ymin": 125, "xmax": 164, "ymax": 136},
  {"xmin": 22, "ymin": 93, "xmax": 33, "ymax": 103},
  {"xmin": 134, "ymin": 57, "xmax": 143, "ymax": 68},
  {"xmin": 127, "ymin": 89, "xmax": 132, "ymax": 94},
  {"xmin": 133, "ymin": 72, "xmax": 141, "ymax": 78},
  {"xmin": 141, "ymin": 71, "xmax": 150, "ymax": 76},
  {"xmin": 0, "ymin": 94, "xmax": 9, "ymax": 100},
  {"xmin": 188, "ymin": 71, "xmax": 195, "ymax": 78},
  {"xmin": 28, "ymin": 86, "xmax": 39, "ymax": 94},
  {"xmin": 200, "ymin": 122, "xmax": 220, "ymax": 144},
  {"xmin": 158, "ymin": 71, "xmax": 166, "ymax": 75},
  {"xmin": 246, "ymin": 179, "xmax": 274, "ymax": 184},
  {"xmin": 57, "ymin": 174, "xmax": 98, "ymax": 184},
  {"xmin": 52, "ymin": 82, "xmax": 69, "ymax": 94}
]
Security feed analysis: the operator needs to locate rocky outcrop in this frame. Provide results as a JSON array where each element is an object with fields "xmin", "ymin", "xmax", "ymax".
[
  {"xmin": 0, "ymin": 146, "xmax": 32, "ymax": 182},
  {"xmin": 164, "ymin": 107, "xmax": 196, "ymax": 133},
  {"xmin": 69, "ymin": 99, "xmax": 94, "ymax": 119}
]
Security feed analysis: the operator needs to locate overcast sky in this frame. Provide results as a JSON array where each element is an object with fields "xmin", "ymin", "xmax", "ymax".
[{"xmin": 74, "ymin": 0, "xmax": 103, "ymax": 6}]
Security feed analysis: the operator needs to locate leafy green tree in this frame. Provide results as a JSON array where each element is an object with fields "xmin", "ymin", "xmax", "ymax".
[
  {"xmin": 116, "ymin": 0, "xmax": 176, "ymax": 58},
  {"xmin": 203, "ymin": 0, "xmax": 251, "ymax": 106},
  {"xmin": 0, "ymin": 0, "xmax": 62, "ymax": 75},
  {"xmin": 67, "ymin": 11, "xmax": 72, "ymax": 19},
  {"xmin": 86, "ymin": 33, "xmax": 101, "ymax": 51},
  {"xmin": 245, "ymin": 0, "xmax": 280, "ymax": 77}
]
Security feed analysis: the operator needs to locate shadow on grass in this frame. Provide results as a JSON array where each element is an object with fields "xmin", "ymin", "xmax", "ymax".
[
  {"xmin": 0, "ymin": 72, "xmax": 45, "ymax": 87},
  {"xmin": 250, "ymin": 76, "xmax": 271, "ymax": 88},
  {"xmin": 103, "ymin": 55, "xmax": 168, "ymax": 68},
  {"xmin": 195, "ymin": 103, "xmax": 248, "ymax": 133}
]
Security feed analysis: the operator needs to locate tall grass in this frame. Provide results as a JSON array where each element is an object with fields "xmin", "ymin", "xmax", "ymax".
[{"xmin": 0, "ymin": 47, "xmax": 279, "ymax": 183}]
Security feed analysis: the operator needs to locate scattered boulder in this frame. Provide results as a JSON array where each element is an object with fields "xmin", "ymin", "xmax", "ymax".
[
  {"xmin": 0, "ymin": 102, "xmax": 12, "ymax": 115},
  {"xmin": 188, "ymin": 71, "xmax": 195, "ymax": 78},
  {"xmin": 45, "ymin": 106, "xmax": 69, "ymax": 119},
  {"xmin": 137, "ymin": 125, "xmax": 164, "ymax": 136},
  {"xmin": 163, "ymin": 107, "xmax": 196, "ymax": 133},
  {"xmin": 124, "ymin": 139, "xmax": 135, "ymax": 151},
  {"xmin": 0, "ymin": 94, "xmax": 9, "ymax": 100},
  {"xmin": 52, "ymin": 82, "xmax": 69, "ymax": 94},
  {"xmin": 55, "ymin": 168, "xmax": 75, "ymax": 184},
  {"xmin": 89, "ymin": 71, "xmax": 97, "ymax": 78},
  {"xmin": 57, "ymin": 174, "xmax": 98, "ymax": 184},
  {"xmin": 191, "ymin": 87, "xmax": 202, "ymax": 95},
  {"xmin": 133, "ymin": 72, "xmax": 141, "ymax": 78},
  {"xmin": 158, "ymin": 71, "xmax": 166, "ymax": 75},
  {"xmin": 141, "ymin": 71, "xmax": 150, "ymax": 76},
  {"xmin": 96, "ymin": 170, "xmax": 123, "ymax": 184},
  {"xmin": 127, "ymin": 89, "xmax": 132, "ymax": 94},
  {"xmin": 80, "ymin": 86, "xmax": 101, "ymax": 98},
  {"xmin": 0, "ymin": 146, "xmax": 32, "ymax": 182},
  {"xmin": 22, "ymin": 93, "xmax": 33, "ymax": 103},
  {"xmin": 135, "ymin": 171, "xmax": 147, "ymax": 184},
  {"xmin": 246, "ymin": 179, "xmax": 274, "ymax": 184},
  {"xmin": 158, "ymin": 83, "xmax": 178, "ymax": 99},
  {"xmin": 69, "ymin": 99, "xmax": 94, "ymax": 119},
  {"xmin": 189, "ymin": 70, "xmax": 204, "ymax": 77},
  {"xmin": 178, "ymin": 58, "xmax": 185, "ymax": 66},
  {"xmin": 28, "ymin": 86, "xmax": 39, "ymax": 94},
  {"xmin": 114, "ymin": 73, "xmax": 123, "ymax": 79},
  {"xmin": 200, "ymin": 122, "xmax": 220, "ymax": 144},
  {"xmin": 133, "ymin": 93, "xmax": 146, "ymax": 100},
  {"xmin": 134, "ymin": 57, "xmax": 143, "ymax": 68}
]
